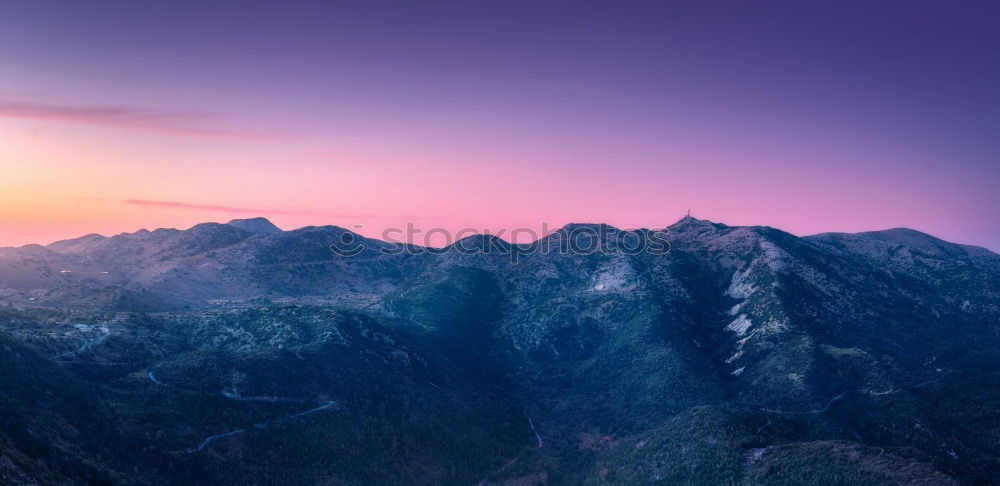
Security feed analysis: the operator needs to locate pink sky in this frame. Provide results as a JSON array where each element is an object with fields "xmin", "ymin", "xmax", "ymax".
[
  {"xmin": 1, "ymin": 2, "xmax": 997, "ymax": 250},
  {"xmin": 0, "ymin": 111, "xmax": 988, "ymax": 249}
]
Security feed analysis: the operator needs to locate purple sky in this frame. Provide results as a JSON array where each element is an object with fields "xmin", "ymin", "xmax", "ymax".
[{"xmin": 1, "ymin": 1, "xmax": 998, "ymax": 249}]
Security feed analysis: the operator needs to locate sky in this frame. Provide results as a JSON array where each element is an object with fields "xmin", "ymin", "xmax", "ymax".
[{"xmin": 2, "ymin": 0, "xmax": 998, "ymax": 249}]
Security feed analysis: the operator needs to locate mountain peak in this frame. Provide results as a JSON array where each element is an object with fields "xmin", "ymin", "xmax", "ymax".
[
  {"xmin": 446, "ymin": 233, "xmax": 512, "ymax": 253},
  {"xmin": 226, "ymin": 217, "xmax": 282, "ymax": 235},
  {"xmin": 667, "ymin": 215, "xmax": 727, "ymax": 232},
  {"xmin": 557, "ymin": 222, "xmax": 622, "ymax": 233}
]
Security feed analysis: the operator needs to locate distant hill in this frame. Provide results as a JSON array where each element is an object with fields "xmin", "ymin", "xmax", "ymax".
[{"xmin": 227, "ymin": 217, "xmax": 283, "ymax": 235}]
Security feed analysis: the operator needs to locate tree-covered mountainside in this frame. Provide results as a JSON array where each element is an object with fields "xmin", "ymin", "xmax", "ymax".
[{"xmin": 0, "ymin": 217, "xmax": 997, "ymax": 485}]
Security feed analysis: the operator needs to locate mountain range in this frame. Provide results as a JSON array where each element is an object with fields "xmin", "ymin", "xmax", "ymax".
[{"xmin": 0, "ymin": 216, "xmax": 997, "ymax": 485}]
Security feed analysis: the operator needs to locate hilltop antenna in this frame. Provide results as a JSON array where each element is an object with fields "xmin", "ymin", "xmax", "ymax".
[{"xmin": 687, "ymin": 208, "xmax": 691, "ymax": 217}]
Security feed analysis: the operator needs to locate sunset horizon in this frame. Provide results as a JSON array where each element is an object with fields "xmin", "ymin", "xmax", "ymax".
[
  {"xmin": 4, "ymin": 211, "xmax": 995, "ymax": 253},
  {"xmin": 3, "ymin": 1, "xmax": 998, "ymax": 250}
]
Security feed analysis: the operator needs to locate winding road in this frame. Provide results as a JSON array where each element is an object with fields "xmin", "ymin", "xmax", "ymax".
[
  {"xmin": 147, "ymin": 370, "xmax": 338, "ymax": 453},
  {"xmin": 147, "ymin": 371, "xmax": 164, "ymax": 385},
  {"xmin": 50, "ymin": 326, "xmax": 110, "ymax": 360},
  {"xmin": 185, "ymin": 400, "xmax": 337, "ymax": 453},
  {"xmin": 756, "ymin": 390, "xmax": 852, "ymax": 415},
  {"xmin": 526, "ymin": 413, "xmax": 543, "ymax": 448},
  {"xmin": 750, "ymin": 356, "xmax": 948, "ymax": 416}
]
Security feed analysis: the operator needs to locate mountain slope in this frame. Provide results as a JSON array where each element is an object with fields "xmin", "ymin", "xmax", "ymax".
[{"xmin": 0, "ymin": 217, "xmax": 997, "ymax": 484}]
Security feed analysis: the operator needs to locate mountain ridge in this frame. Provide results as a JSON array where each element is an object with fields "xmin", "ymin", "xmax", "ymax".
[
  {"xmin": 5, "ymin": 215, "xmax": 993, "ymax": 256},
  {"xmin": 0, "ymin": 214, "xmax": 997, "ymax": 484}
]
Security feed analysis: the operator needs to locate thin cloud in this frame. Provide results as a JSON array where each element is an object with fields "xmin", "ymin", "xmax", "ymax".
[
  {"xmin": 74, "ymin": 197, "xmax": 449, "ymax": 222},
  {"xmin": 320, "ymin": 151, "xmax": 360, "ymax": 161},
  {"xmin": 0, "ymin": 98, "xmax": 291, "ymax": 141},
  {"xmin": 120, "ymin": 199, "xmax": 444, "ymax": 221},
  {"xmin": 122, "ymin": 199, "xmax": 322, "ymax": 216}
]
